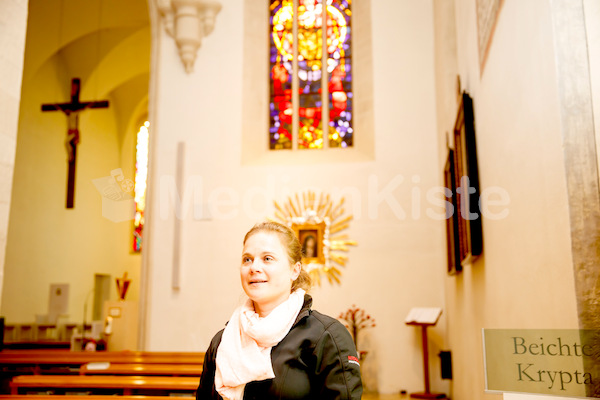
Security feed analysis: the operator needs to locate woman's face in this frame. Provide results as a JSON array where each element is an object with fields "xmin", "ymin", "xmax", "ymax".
[{"xmin": 241, "ymin": 231, "xmax": 301, "ymax": 317}]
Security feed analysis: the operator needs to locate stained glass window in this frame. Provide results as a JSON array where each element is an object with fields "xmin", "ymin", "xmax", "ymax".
[
  {"xmin": 270, "ymin": 0, "xmax": 352, "ymax": 150},
  {"xmin": 133, "ymin": 121, "xmax": 149, "ymax": 253}
]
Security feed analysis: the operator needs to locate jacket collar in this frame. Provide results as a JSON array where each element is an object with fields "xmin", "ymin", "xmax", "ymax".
[{"xmin": 292, "ymin": 294, "xmax": 312, "ymax": 327}]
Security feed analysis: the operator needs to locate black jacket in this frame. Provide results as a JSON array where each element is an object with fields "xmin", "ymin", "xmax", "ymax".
[{"xmin": 196, "ymin": 295, "xmax": 363, "ymax": 399}]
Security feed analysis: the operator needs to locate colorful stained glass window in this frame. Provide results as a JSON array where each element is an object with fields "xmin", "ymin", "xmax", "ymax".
[
  {"xmin": 269, "ymin": 0, "xmax": 352, "ymax": 150},
  {"xmin": 327, "ymin": 0, "xmax": 352, "ymax": 148},
  {"xmin": 270, "ymin": 0, "xmax": 294, "ymax": 149},
  {"xmin": 133, "ymin": 121, "xmax": 149, "ymax": 253}
]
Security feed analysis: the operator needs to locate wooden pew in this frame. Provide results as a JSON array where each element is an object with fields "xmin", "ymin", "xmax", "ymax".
[
  {"xmin": 10, "ymin": 375, "xmax": 199, "ymax": 395},
  {"xmin": 0, "ymin": 350, "xmax": 205, "ymax": 376},
  {"xmin": 0, "ymin": 350, "xmax": 205, "ymax": 395},
  {"xmin": 80, "ymin": 363, "xmax": 203, "ymax": 376},
  {"xmin": 0, "ymin": 396, "xmax": 170, "ymax": 400},
  {"xmin": 0, "ymin": 350, "xmax": 205, "ymax": 366}
]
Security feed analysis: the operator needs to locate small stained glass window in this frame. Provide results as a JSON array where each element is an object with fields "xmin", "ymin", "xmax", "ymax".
[
  {"xmin": 270, "ymin": 0, "xmax": 352, "ymax": 150},
  {"xmin": 133, "ymin": 121, "xmax": 149, "ymax": 253}
]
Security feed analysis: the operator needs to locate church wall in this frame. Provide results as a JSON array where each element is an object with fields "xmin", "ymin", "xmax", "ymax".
[
  {"xmin": 435, "ymin": 1, "xmax": 580, "ymax": 399},
  {"xmin": 1, "ymin": 0, "xmax": 151, "ymax": 338},
  {"xmin": 146, "ymin": 0, "xmax": 447, "ymax": 394},
  {"xmin": 2, "ymin": 28, "xmax": 143, "ymax": 330},
  {"xmin": 0, "ymin": 0, "xmax": 28, "ymax": 310}
]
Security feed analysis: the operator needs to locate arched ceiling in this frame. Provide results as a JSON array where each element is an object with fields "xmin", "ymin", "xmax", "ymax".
[
  {"xmin": 24, "ymin": 0, "xmax": 151, "ymax": 149},
  {"xmin": 25, "ymin": 0, "xmax": 150, "ymax": 84}
]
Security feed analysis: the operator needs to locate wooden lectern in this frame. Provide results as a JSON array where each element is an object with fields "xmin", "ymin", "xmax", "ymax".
[{"xmin": 405, "ymin": 307, "xmax": 446, "ymax": 399}]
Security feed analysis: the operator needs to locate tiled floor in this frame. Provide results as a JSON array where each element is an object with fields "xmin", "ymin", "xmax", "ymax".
[{"xmin": 362, "ymin": 393, "xmax": 408, "ymax": 400}]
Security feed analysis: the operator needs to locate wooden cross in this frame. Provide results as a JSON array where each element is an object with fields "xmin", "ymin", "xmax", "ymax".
[{"xmin": 41, "ymin": 78, "xmax": 109, "ymax": 209}]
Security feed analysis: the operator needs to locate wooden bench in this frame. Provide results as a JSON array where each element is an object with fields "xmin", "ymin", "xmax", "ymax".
[
  {"xmin": 0, "ymin": 396, "xmax": 172, "ymax": 400},
  {"xmin": 0, "ymin": 350, "xmax": 205, "ymax": 376},
  {"xmin": 0, "ymin": 351, "xmax": 205, "ymax": 394},
  {"xmin": 0, "ymin": 350, "xmax": 205, "ymax": 366},
  {"xmin": 10, "ymin": 375, "xmax": 199, "ymax": 395},
  {"xmin": 80, "ymin": 363, "xmax": 203, "ymax": 376}
]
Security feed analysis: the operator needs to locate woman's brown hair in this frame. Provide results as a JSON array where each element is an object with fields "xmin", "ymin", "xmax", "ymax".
[{"xmin": 243, "ymin": 221, "xmax": 312, "ymax": 292}]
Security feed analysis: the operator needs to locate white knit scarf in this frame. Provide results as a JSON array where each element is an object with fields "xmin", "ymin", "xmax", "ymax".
[{"xmin": 214, "ymin": 289, "xmax": 306, "ymax": 400}]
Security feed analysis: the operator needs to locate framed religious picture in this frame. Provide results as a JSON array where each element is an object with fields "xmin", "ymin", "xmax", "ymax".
[
  {"xmin": 292, "ymin": 221, "xmax": 326, "ymax": 265},
  {"xmin": 275, "ymin": 191, "xmax": 357, "ymax": 285},
  {"xmin": 444, "ymin": 149, "xmax": 462, "ymax": 275},
  {"xmin": 453, "ymin": 92, "xmax": 483, "ymax": 265}
]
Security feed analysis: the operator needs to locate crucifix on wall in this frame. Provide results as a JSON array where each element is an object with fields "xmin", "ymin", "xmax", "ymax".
[{"xmin": 41, "ymin": 78, "xmax": 109, "ymax": 209}]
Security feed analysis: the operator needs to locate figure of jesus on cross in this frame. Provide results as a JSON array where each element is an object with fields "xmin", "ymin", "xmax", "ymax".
[{"xmin": 42, "ymin": 78, "xmax": 109, "ymax": 209}]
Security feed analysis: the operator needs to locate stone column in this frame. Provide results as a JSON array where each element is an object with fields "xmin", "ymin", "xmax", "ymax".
[
  {"xmin": 0, "ymin": 0, "xmax": 29, "ymax": 309},
  {"xmin": 550, "ymin": 0, "xmax": 600, "ymax": 330},
  {"xmin": 550, "ymin": 0, "xmax": 600, "ymax": 396}
]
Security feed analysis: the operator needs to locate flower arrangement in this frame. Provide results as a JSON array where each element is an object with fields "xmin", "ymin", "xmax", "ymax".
[{"xmin": 338, "ymin": 305, "xmax": 376, "ymax": 353}]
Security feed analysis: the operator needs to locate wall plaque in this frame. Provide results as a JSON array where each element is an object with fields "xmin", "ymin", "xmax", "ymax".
[{"xmin": 483, "ymin": 329, "xmax": 600, "ymax": 398}]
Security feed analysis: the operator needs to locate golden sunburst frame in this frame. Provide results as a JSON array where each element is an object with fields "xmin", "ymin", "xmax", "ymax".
[{"xmin": 271, "ymin": 191, "xmax": 357, "ymax": 285}]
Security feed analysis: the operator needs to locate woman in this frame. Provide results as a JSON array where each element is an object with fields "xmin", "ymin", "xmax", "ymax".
[{"xmin": 196, "ymin": 221, "xmax": 362, "ymax": 400}]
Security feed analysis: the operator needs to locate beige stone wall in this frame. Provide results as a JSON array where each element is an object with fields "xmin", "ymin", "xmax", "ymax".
[
  {"xmin": 145, "ymin": 0, "xmax": 446, "ymax": 394},
  {"xmin": 2, "ymin": 0, "xmax": 149, "ymax": 325},
  {"xmin": 434, "ymin": 0, "xmax": 580, "ymax": 399},
  {"xmin": 0, "ymin": 0, "xmax": 29, "ymax": 310}
]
